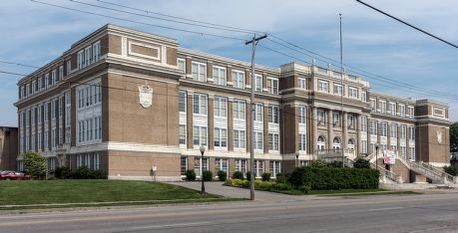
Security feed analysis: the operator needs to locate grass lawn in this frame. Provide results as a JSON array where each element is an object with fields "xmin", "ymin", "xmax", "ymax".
[{"xmin": 0, "ymin": 180, "xmax": 234, "ymax": 209}]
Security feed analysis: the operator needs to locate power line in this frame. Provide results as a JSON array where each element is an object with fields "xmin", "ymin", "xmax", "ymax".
[
  {"xmin": 0, "ymin": 70, "xmax": 28, "ymax": 77},
  {"xmin": 0, "ymin": 60, "xmax": 39, "ymax": 69},
  {"xmin": 356, "ymin": 0, "xmax": 458, "ymax": 49},
  {"xmin": 68, "ymin": 0, "xmax": 458, "ymax": 100},
  {"xmin": 30, "ymin": 0, "xmax": 245, "ymax": 42}
]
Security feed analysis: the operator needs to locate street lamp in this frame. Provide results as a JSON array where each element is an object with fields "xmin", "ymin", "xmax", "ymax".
[
  {"xmin": 295, "ymin": 151, "xmax": 299, "ymax": 167},
  {"xmin": 199, "ymin": 145, "xmax": 206, "ymax": 194}
]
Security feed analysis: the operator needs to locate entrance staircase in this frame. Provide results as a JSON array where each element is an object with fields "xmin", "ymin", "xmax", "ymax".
[{"xmin": 396, "ymin": 157, "xmax": 456, "ymax": 185}]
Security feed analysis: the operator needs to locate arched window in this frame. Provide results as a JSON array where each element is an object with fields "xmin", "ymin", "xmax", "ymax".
[
  {"xmin": 333, "ymin": 137, "xmax": 341, "ymax": 151},
  {"xmin": 317, "ymin": 136, "xmax": 325, "ymax": 151},
  {"xmin": 347, "ymin": 138, "xmax": 355, "ymax": 153}
]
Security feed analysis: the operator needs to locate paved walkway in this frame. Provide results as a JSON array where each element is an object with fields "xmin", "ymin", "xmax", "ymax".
[{"xmin": 166, "ymin": 181, "xmax": 320, "ymax": 202}]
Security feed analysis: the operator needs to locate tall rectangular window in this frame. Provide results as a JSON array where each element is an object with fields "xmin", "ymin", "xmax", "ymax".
[
  {"xmin": 193, "ymin": 126, "xmax": 207, "ymax": 146},
  {"xmin": 179, "ymin": 91, "xmax": 186, "ymax": 113},
  {"xmin": 267, "ymin": 77, "xmax": 279, "ymax": 95},
  {"xmin": 299, "ymin": 106, "xmax": 306, "ymax": 124},
  {"xmin": 232, "ymin": 70, "xmax": 245, "ymax": 89},
  {"xmin": 381, "ymin": 122, "xmax": 387, "ymax": 137},
  {"xmin": 401, "ymin": 125, "xmax": 407, "ymax": 139},
  {"xmin": 233, "ymin": 130, "xmax": 246, "ymax": 148},
  {"xmin": 214, "ymin": 128, "xmax": 227, "ymax": 148},
  {"xmin": 399, "ymin": 105, "xmax": 405, "ymax": 117},
  {"xmin": 213, "ymin": 66, "xmax": 226, "ymax": 86},
  {"xmin": 268, "ymin": 105, "xmax": 279, "ymax": 124},
  {"xmin": 92, "ymin": 41, "xmax": 100, "ymax": 63},
  {"xmin": 269, "ymin": 161, "xmax": 281, "ymax": 177},
  {"xmin": 409, "ymin": 127, "xmax": 415, "ymax": 141},
  {"xmin": 317, "ymin": 109, "xmax": 326, "ymax": 126},
  {"xmin": 179, "ymin": 125, "xmax": 186, "ymax": 146},
  {"xmin": 390, "ymin": 123, "xmax": 397, "ymax": 138},
  {"xmin": 233, "ymin": 100, "xmax": 246, "ymax": 120},
  {"xmin": 193, "ymin": 93, "xmax": 208, "ymax": 115},
  {"xmin": 180, "ymin": 156, "xmax": 188, "ymax": 176},
  {"xmin": 360, "ymin": 116, "xmax": 367, "ymax": 132},
  {"xmin": 214, "ymin": 96, "xmax": 227, "ymax": 118},
  {"xmin": 191, "ymin": 62, "xmax": 207, "ymax": 81},
  {"xmin": 348, "ymin": 114, "xmax": 356, "ymax": 130},
  {"xmin": 177, "ymin": 58, "xmax": 185, "ymax": 73},
  {"xmin": 389, "ymin": 103, "xmax": 396, "ymax": 116},
  {"xmin": 299, "ymin": 134, "xmax": 306, "ymax": 151},
  {"xmin": 380, "ymin": 101, "xmax": 386, "ymax": 114},
  {"xmin": 348, "ymin": 87, "xmax": 358, "ymax": 98},
  {"xmin": 268, "ymin": 133, "xmax": 279, "ymax": 151},
  {"xmin": 298, "ymin": 78, "xmax": 306, "ymax": 89},
  {"xmin": 254, "ymin": 104, "xmax": 263, "ymax": 122},
  {"xmin": 370, "ymin": 99, "xmax": 376, "ymax": 111},
  {"xmin": 255, "ymin": 74, "xmax": 263, "ymax": 92},
  {"xmin": 254, "ymin": 132, "xmax": 263, "ymax": 150},
  {"xmin": 370, "ymin": 120, "xmax": 377, "ymax": 135},
  {"xmin": 333, "ymin": 84, "xmax": 343, "ymax": 95}
]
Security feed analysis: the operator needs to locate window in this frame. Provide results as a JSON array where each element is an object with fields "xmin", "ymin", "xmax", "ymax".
[
  {"xmin": 180, "ymin": 156, "xmax": 188, "ymax": 176},
  {"xmin": 370, "ymin": 120, "xmax": 377, "ymax": 135},
  {"xmin": 213, "ymin": 66, "xmax": 226, "ymax": 86},
  {"xmin": 177, "ymin": 58, "xmax": 185, "ymax": 73},
  {"xmin": 193, "ymin": 126, "xmax": 207, "ymax": 146},
  {"xmin": 409, "ymin": 127, "xmax": 415, "ymax": 141},
  {"xmin": 235, "ymin": 159, "xmax": 247, "ymax": 174},
  {"xmin": 66, "ymin": 60, "xmax": 71, "ymax": 75},
  {"xmin": 233, "ymin": 100, "xmax": 246, "ymax": 120},
  {"xmin": 268, "ymin": 133, "xmax": 279, "ymax": 151},
  {"xmin": 254, "ymin": 160, "xmax": 264, "ymax": 177},
  {"xmin": 191, "ymin": 62, "xmax": 207, "ymax": 81},
  {"xmin": 380, "ymin": 101, "xmax": 386, "ymax": 114},
  {"xmin": 370, "ymin": 99, "xmax": 376, "ymax": 111},
  {"xmin": 179, "ymin": 91, "xmax": 186, "ymax": 113},
  {"xmin": 254, "ymin": 104, "xmax": 263, "ymax": 122},
  {"xmin": 347, "ymin": 114, "xmax": 356, "ymax": 130},
  {"xmin": 298, "ymin": 78, "xmax": 306, "ymax": 89},
  {"xmin": 268, "ymin": 105, "xmax": 279, "ymax": 123},
  {"xmin": 332, "ymin": 112, "xmax": 341, "ymax": 127},
  {"xmin": 269, "ymin": 161, "xmax": 281, "ymax": 178},
  {"xmin": 215, "ymin": 159, "xmax": 229, "ymax": 178},
  {"xmin": 92, "ymin": 41, "xmax": 100, "ymax": 63},
  {"xmin": 298, "ymin": 106, "xmax": 306, "ymax": 124},
  {"xmin": 214, "ymin": 96, "xmax": 227, "ymax": 118},
  {"xmin": 381, "ymin": 122, "xmax": 387, "ymax": 137},
  {"xmin": 214, "ymin": 128, "xmax": 227, "ymax": 148},
  {"xmin": 409, "ymin": 147, "xmax": 415, "ymax": 161},
  {"xmin": 399, "ymin": 104, "xmax": 405, "ymax": 117},
  {"xmin": 408, "ymin": 106, "xmax": 415, "ymax": 118},
  {"xmin": 84, "ymin": 46, "xmax": 92, "ymax": 67},
  {"xmin": 254, "ymin": 132, "xmax": 263, "ymax": 150},
  {"xmin": 77, "ymin": 50, "xmax": 84, "ymax": 69},
  {"xmin": 360, "ymin": 116, "xmax": 367, "ymax": 132},
  {"xmin": 317, "ymin": 109, "xmax": 326, "ymax": 126},
  {"xmin": 333, "ymin": 84, "xmax": 343, "ymax": 95},
  {"xmin": 59, "ymin": 66, "xmax": 63, "ymax": 81},
  {"xmin": 234, "ymin": 130, "xmax": 246, "ymax": 149},
  {"xmin": 299, "ymin": 134, "xmax": 306, "ymax": 151},
  {"xmin": 255, "ymin": 74, "xmax": 263, "ymax": 92},
  {"xmin": 318, "ymin": 80, "xmax": 329, "ymax": 93},
  {"xmin": 193, "ymin": 93, "xmax": 207, "ymax": 115},
  {"xmin": 232, "ymin": 70, "xmax": 245, "ymax": 89},
  {"xmin": 361, "ymin": 140, "xmax": 367, "ymax": 154},
  {"xmin": 267, "ymin": 77, "xmax": 279, "ymax": 95},
  {"xmin": 390, "ymin": 123, "xmax": 397, "ymax": 138},
  {"xmin": 194, "ymin": 157, "xmax": 209, "ymax": 177},
  {"xmin": 348, "ymin": 87, "xmax": 358, "ymax": 98},
  {"xmin": 361, "ymin": 91, "xmax": 367, "ymax": 102},
  {"xmin": 401, "ymin": 125, "xmax": 407, "ymax": 139},
  {"xmin": 389, "ymin": 102, "xmax": 396, "ymax": 116}
]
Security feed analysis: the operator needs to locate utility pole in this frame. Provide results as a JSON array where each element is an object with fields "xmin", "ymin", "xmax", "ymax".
[
  {"xmin": 339, "ymin": 13, "xmax": 344, "ymax": 168},
  {"xmin": 245, "ymin": 33, "xmax": 267, "ymax": 201}
]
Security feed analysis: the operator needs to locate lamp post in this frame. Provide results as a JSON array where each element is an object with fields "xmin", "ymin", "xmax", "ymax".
[
  {"xmin": 199, "ymin": 146, "xmax": 206, "ymax": 194},
  {"xmin": 295, "ymin": 151, "xmax": 299, "ymax": 168}
]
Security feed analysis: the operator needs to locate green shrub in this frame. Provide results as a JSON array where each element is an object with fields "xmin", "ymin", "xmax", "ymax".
[
  {"xmin": 262, "ymin": 173, "xmax": 271, "ymax": 181},
  {"xmin": 241, "ymin": 180, "xmax": 249, "ymax": 188},
  {"xmin": 54, "ymin": 167, "xmax": 72, "ymax": 179},
  {"xmin": 309, "ymin": 160, "xmax": 328, "ymax": 168},
  {"xmin": 298, "ymin": 185, "xmax": 311, "ymax": 194},
  {"xmin": 203, "ymin": 170, "xmax": 213, "ymax": 181},
  {"xmin": 217, "ymin": 170, "xmax": 227, "ymax": 181},
  {"xmin": 226, "ymin": 178, "xmax": 242, "ymax": 187},
  {"xmin": 288, "ymin": 166, "xmax": 379, "ymax": 190},
  {"xmin": 23, "ymin": 152, "xmax": 47, "ymax": 179},
  {"xmin": 185, "ymin": 170, "xmax": 196, "ymax": 181},
  {"xmin": 444, "ymin": 166, "xmax": 457, "ymax": 176},
  {"xmin": 327, "ymin": 161, "xmax": 344, "ymax": 168},
  {"xmin": 231, "ymin": 171, "xmax": 244, "ymax": 180},
  {"xmin": 71, "ymin": 167, "xmax": 106, "ymax": 179},
  {"xmin": 256, "ymin": 181, "xmax": 273, "ymax": 191},
  {"xmin": 275, "ymin": 173, "xmax": 287, "ymax": 183},
  {"xmin": 246, "ymin": 171, "xmax": 252, "ymax": 181},
  {"xmin": 272, "ymin": 182, "xmax": 291, "ymax": 191},
  {"xmin": 353, "ymin": 158, "xmax": 371, "ymax": 169}
]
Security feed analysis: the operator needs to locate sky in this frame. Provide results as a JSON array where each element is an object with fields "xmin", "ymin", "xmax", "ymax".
[{"xmin": 1, "ymin": 0, "xmax": 457, "ymax": 126}]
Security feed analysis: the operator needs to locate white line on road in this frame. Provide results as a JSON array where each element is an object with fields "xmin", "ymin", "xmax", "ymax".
[
  {"xmin": 129, "ymin": 221, "xmax": 211, "ymax": 230},
  {"xmin": 367, "ymin": 207, "xmax": 404, "ymax": 212}
]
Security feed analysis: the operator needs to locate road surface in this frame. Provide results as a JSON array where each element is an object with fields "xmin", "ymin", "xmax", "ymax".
[{"xmin": 1, "ymin": 192, "xmax": 458, "ymax": 233}]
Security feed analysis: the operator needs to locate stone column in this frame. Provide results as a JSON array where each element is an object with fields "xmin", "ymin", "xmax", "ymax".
[
  {"xmin": 311, "ymin": 107, "xmax": 318, "ymax": 155},
  {"xmin": 207, "ymin": 61, "xmax": 213, "ymax": 84},
  {"xmin": 226, "ymin": 65, "xmax": 232, "ymax": 87},
  {"xmin": 185, "ymin": 56, "xmax": 192, "ymax": 76}
]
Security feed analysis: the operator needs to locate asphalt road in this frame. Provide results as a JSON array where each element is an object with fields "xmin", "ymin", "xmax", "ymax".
[{"xmin": 1, "ymin": 192, "xmax": 458, "ymax": 233}]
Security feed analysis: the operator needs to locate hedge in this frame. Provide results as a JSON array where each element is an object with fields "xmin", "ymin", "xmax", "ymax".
[{"xmin": 289, "ymin": 167, "xmax": 379, "ymax": 190}]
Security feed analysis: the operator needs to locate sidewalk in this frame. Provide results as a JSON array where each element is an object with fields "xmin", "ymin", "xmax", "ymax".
[{"xmin": 167, "ymin": 181, "xmax": 318, "ymax": 202}]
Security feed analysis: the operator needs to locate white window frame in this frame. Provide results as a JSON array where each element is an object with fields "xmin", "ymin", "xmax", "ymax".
[
  {"xmin": 267, "ymin": 77, "xmax": 279, "ymax": 95},
  {"xmin": 213, "ymin": 66, "xmax": 227, "ymax": 86},
  {"xmin": 232, "ymin": 70, "xmax": 245, "ymax": 89},
  {"xmin": 318, "ymin": 80, "xmax": 329, "ymax": 93},
  {"xmin": 191, "ymin": 61, "xmax": 207, "ymax": 82},
  {"xmin": 348, "ymin": 87, "xmax": 358, "ymax": 99}
]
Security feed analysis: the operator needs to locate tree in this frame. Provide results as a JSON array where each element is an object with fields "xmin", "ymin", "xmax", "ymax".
[
  {"xmin": 23, "ymin": 152, "xmax": 47, "ymax": 179},
  {"xmin": 353, "ymin": 158, "xmax": 371, "ymax": 169},
  {"xmin": 451, "ymin": 122, "xmax": 458, "ymax": 153}
]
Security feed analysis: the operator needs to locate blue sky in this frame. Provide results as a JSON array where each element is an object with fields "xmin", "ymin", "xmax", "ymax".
[{"xmin": 1, "ymin": 0, "xmax": 457, "ymax": 126}]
